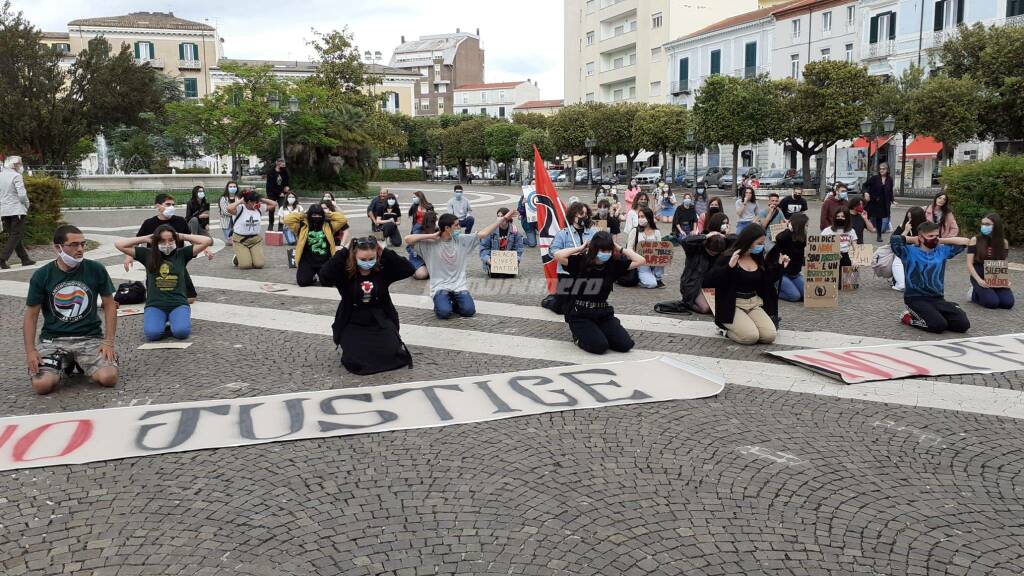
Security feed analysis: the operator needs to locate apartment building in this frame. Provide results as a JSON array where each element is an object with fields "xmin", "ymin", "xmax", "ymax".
[
  {"xmin": 564, "ymin": 0, "xmax": 758, "ymax": 105},
  {"xmin": 210, "ymin": 60, "xmax": 421, "ymax": 116},
  {"xmin": 454, "ymin": 81, "xmax": 541, "ymax": 119},
  {"xmin": 772, "ymin": 0, "xmax": 860, "ymax": 81},
  {"xmin": 389, "ymin": 30, "xmax": 485, "ymax": 116},
  {"xmin": 40, "ymin": 12, "xmax": 222, "ymax": 98}
]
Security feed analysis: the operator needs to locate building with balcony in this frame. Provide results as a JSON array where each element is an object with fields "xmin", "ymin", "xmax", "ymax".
[
  {"xmin": 663, "ymin": 2, "xmax": 783, "ymax": 170},
  {"xmin": 564, "ymin": 0, "xmax": 758, "ymax": 105},
  {"xmin": 388, "ymin": 30, "xmax": 485, "ymax": 117},
  {"xmin": 513, "ymin": 99, "xmax": 565, "ymax": 116},
  {"xmin": 454, "ymin": 81, "xmax": 541, "ymax": 119},
  {"xmin": 209, "ymin": 60, "xmax": 420, "ymax": 116},
  {"xmin": 772, "ymin": 0, "xmax": 861, "ymax": 82},
  {"xmin": 40, "ymin": 12, "xmax": 222, "ymax": 99}
]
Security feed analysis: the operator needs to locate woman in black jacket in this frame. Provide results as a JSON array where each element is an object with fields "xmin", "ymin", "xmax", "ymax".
[
  {"xmin": 319, "ymin": 230, "xmax": 416, "ymax": 375},
  {"xmin": 863, "ymin": 163, "xmax": 894, "ymax": 242},
  {"xmin": 185, "ymin": 185, "xmax": 211, "ymax": 236},
  {"xmin": 704, "ymin": 224, "xmax": 789, "ymax": 345}
]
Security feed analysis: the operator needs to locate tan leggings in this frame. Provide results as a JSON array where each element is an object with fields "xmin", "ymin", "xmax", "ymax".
[
  {"xmin": 231, "ymin": 233, "xmax": 265, "ymax": 269},
  {"xmin": 724, "ymin": 296, "xmax": 777, "ymax": 345}
]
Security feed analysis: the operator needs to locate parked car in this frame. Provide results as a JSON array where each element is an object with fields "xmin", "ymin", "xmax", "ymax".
[
  {"xmin": 758, "ymin": 169, "xmax": 789, "ymax": 189},
  {"xmin": 783, "ymin": 170, "xmax": 820, "ymax": 189},
  {"xmin": 634, "ymin": 166, "xmax": 665, "ymax": 185},
  {"xmin": 720, "ymin": 168, "xmax": 761, "ymax": 190},
  {"xmin": 547, "ymin": 169, "xmax": 563, "ymax": 182},
  {"xmin": 697, "ymin": 166, "xmax": 729, "ymax": 187}
]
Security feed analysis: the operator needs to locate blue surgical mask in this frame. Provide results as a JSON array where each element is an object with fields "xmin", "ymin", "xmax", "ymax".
[
  {"xmin": 980, "ymin": 224, "xmax": 993, "ymax": 236},
  {"xmin": 387, "ymin": 199, "xmax": 396, "ymax": 206},
  {"xmin": 839, "ymin": 192, "xmax": 848, "ymax": 200},
  {"xmin": 749, "ymin": 244, "xmax": 765, "ymax": 255},
  {"xmin": 596, "ymin": 251, "xmax": 612, "ymax": 263},
  {"xmin": 452, "ymin": 230, "xmax": 462, "ymax": 239},
  {"xmin": 683, "ymin": 199, "xmax": 693, "ymax": 207},
  {"xmin": 357, "ymin": 259, "xmax": 377, "ymax": 270},
  {"xmin": 454, "ymin": 192, "xmax": 463, "ymax": 199}
]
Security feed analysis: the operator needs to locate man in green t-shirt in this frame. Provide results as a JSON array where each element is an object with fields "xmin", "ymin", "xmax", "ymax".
[{"xmin": 24, "ymin": 225, "xmax": 118, "ymax": 395}]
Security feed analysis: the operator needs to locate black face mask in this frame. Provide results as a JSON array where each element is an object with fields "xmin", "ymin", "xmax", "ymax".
[
  {"xmin": 708, "ymin": 206, "xmax": 721, "ymax": 215},
  {"xmin": 309, "ymin": 217, "xmax": 324, "ymax": 227},
  {"xmin": 579, "ymin": 217, "xmax": 592, "ymax": 229}
]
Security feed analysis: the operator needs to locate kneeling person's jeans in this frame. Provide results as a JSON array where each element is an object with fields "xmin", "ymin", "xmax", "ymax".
[
  {"xmin": 143, "ymin": 305, "xmax": 192, "ymax": 341},
  {"xmin": 459, "ymin": 216, "xmax": 475, "ymax": 234},
  {"xmin": 778, "ymin": 274, "xmax": 804, "ymax": 302},
  {"xmin": 433, "ymin": 290, "xmax": 475, "ymax": 319}
]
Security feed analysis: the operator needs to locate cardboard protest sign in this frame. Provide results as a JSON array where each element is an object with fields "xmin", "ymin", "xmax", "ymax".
[
  {"xmin": 852, "ymin": 243, "xmax": 874, "ymax": 267},
  {"xmin": 770, "ymin": 332, "xmax": 1024, "ymax": 384},
  {"xmin": 985, "ymin": 260, "xmax": 1010, "ymax": 288},
  {"xmin": 639, "ymin": 241, "xmax": 674, "ymax": 267},
  {"xmin": 116, "ymin": 306, "xmax": 144, "ymax": 317},
  {"xmin": 593, "ymin": 219, "xmax": 609, "ymax": 231},
  {"xmin": 0, "ymin": 357, "xmax": 723, "ymax": 471},
  {"xmin": 769, "ymin": 223, "xmax": 788, "ymax": 240},
  {"xmin": 804, "ymin": 235, "xmax": 840, "ymax": 308},
  {"xmin": 703, "ymin": 288, "xmax": 716, "ymax": 314},
  {"xmin": 489, "ymin": 250, "xmax": 519, "ymax": 275},
  {"xmin": 841, "ymin": 266, "xmax": 859, "ymax": 291}
]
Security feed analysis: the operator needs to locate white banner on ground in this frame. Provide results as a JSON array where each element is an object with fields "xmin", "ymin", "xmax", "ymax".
[
  {"xmin": 769, "ymin": 333, "xmax": 1024, "ymax": 384},
  {"xmin": 0, "ymin": 357, "xmax": 723, "ymax": 471}
]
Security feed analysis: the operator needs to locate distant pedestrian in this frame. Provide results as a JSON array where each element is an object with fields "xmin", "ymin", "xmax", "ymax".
[
  {"xmin": 0, "ymin": 155, "xmax": 34, "ymax": 269},
  {"xmin": 864, "ymin": 163, "xmax": 895, "ymax": 242},
  {"xmin": 265, "ymin": 158, "xmax": 289, "ymax": 230}
]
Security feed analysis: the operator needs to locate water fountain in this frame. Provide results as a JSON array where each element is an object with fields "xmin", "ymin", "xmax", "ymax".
[{"xmin": 95, "ymin": 134, "xmax": 109, "ymax": 175}]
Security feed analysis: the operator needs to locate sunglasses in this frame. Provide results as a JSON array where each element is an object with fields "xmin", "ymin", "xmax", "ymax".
[{"xmin": 352, "ymin": 236, "xmax": 378, "ymax": 249}]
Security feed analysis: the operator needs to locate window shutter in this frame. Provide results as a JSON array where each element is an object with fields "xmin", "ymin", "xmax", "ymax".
[
  {"xmin": 395, "ymin": 92, "xmax": 400, "ymax": 109},
  {"xmin": 678, "ymin": 58, "xmax": 688, "ymax": 84},
  {"xmin": 956, "ymin": 0, "xmax": 964, "ymax": 23},
  {"xmin": 710, "ymin": 50, "xmax": 720, "ymax": 75},
  {"xmin": 888, "ymin": 12, "xmax": 896, "ymax": 40},
  {"xmin": 193, "ymin": 44, "xmax": 199, "ymax": 59},
  {"xmin": 744, "ymin": 42, "xmax": 757, "ymax": 69},
  {"xmin": 134, "ymin": 41, "xmax": 140, "ymax": 59},
  {"xmin": 934, "ymin": 1, "xmax": 944, "ymax": 30},
  {"xmin": 869, "ymin": 15, "xmax": 878, "ymax": 43},
  {"xmin": 179, "ymin": 43, "xmax": 185, "ymax": 60}
]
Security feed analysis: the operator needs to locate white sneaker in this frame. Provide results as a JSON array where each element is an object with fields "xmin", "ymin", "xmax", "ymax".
[{"xmin": 967, "ymin": 286, "xmax": 974, "ymax": 301}]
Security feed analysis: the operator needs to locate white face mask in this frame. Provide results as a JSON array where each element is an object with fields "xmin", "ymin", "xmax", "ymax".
[
  {"xmin": 322, "ymin": 196, "xmax": 332, "ymax": 202},
  {"xmin": 638, "ymin": 218, "xmax": 648, "ymax": 227},
  {"xmin": 287, "ymin": 196, "xmax": 296, "ymax": 204},
  {"xmin": 197, "ymin": 191, "xmax": 205, "ymax": 200},
  {"xmin": 387, "ymin": 199, "xmax": 396, "ymax": 206},
  {"xmin": 162, "ymin": 205, "xmax": 176, "ymax": 218},
  {"xmin": 57, "ymin": 248, "xmax": 84, "ymax": 268},
  {"xmin": 158, "ymin": 243, "xmax": 176, "ymax": 255}
]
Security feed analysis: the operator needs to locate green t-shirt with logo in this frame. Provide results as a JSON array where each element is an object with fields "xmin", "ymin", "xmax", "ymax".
[
  {"xmin": 27, "ymin": 260, "xmax": 114, "ymax": 340},
  {"xmin": 134, "ymin": 246, "xmax": 196, "ymax": 312}
]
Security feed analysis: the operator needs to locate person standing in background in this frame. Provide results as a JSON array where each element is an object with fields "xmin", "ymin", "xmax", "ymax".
[
  {"xmin": 0, "ymin": 155, "xmax": 34, "ymax": 269},
  {"xmin": 265, "ymin": 158, "xmax": 289, "ymax": 230},
  {"xmin": 864, "ymin": 163, "xmax": 895, "ymax": 242}
]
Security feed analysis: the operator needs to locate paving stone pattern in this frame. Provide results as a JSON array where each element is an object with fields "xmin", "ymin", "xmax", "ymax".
[{"xmin": 0, "ymin": 184, "xmax": 1022, "ymax": 575}]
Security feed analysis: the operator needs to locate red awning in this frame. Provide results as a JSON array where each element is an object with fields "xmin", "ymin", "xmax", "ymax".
[
  {"xmin": 902, "ymin": 136, "xmax": 944, "ymax": 159},
  {"xmin": 851, "ymin": 135, "xmax": 893, "ymax": 156}
]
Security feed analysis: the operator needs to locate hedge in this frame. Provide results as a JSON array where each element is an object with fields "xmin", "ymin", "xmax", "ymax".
[
  {"xmin": 942, "ymin": 155, "xmax": 1024, "ymax": 245},
  {"xmin": 373, "ymin": 168, "xmax": 424, "ymax": 182},
  {"xmin": 0, "ymin": 175, "xmax": 64, "ymax": 246}
]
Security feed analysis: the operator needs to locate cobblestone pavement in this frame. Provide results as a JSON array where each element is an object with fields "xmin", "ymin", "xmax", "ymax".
[{"xmin": 1, "ymin": 183, "xmax": 1022, "ymax": 575}]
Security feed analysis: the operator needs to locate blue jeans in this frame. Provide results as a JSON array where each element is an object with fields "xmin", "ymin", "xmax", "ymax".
[
  {"xmin": 520, "ymin": 218, "xmax": 537, "ymax": 247},
  {"xmin": 779, "ymin": 274, "xmax": 804, "ymax": 302},
  {"xmin": 221, "ymin": 228, "xmax": 232, "ymax": 243},
  {"xmin": 638, "ymin": 266, "xmax": 664, "ymax": 288},
  {"xmin": 143, "ymin": 305, "xmax": 192, "ymax": 341},
  {"xmin": 736, "ymin": 220, "xmax": 753, "ymax": 234},
  {"xmin": 283, "ymin": 228, "xmax": 297, "ymax": 245},
  {"xmin": 459, "ymin": 216, "xmax": 476, "ymax": 234},
  {"xmin": 971, "ymin": 277, "xmax": 1015, "ymax": 309},
  {"xmin": 433, "ymin": 290, "xmax": 476, "ymax": 319}
]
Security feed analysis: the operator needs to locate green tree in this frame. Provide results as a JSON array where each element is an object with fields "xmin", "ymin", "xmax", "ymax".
[
  {"xmin": 634, "ymin": 104, "xmax": 690, "ymax": 177},
  {"xmin": 777, "ymin": 60, "xmax": 877, "ymax": 187},
  {"xmin": 165, "ymin": 63, "xmax": 284, "ymax": 178},
  {"xmin": 516, "ymin": 128, "xmax": 554, "ymax": 181},
  {"xmin": 512, "ymin": 112, "xmax": 550, "ymax": 130},
  {"xmin": 868, "ymin": 66, "xmax": 924, "ymax": 192},
  {"xmin": 441, "ymin": 116, "xmax": 494, "ymax": 182},
  {"xmin": 592, "ymin": 103, "xmax": 647, "ymax": 179},
  {"xmin": 485, "ymin": 122, "xmax": 526, "ymax": 183},
  {"xmin": 549, "ymin": 103, "xmax": 601, "ymax": 185},
  {"xmin": 909, "ymin": 75, "xmax": 983, "ymax": 166},
  {"xmin": 695, "ymin": 75, "xmax": 785, "ymax": 195},
  {"xmin": 939, "ymin": 23, "xmax": 1024, "ymax": 140}
]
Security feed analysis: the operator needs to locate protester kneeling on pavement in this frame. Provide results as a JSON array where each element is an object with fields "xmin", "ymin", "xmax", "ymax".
[
  {"xmin": 24, "ymin": 225, "xmax": 119, "ymax": 395},
  {"xmin": 480, "ymin": 207, "xmax": 525, "ymax": 278},
  {"xmin": 283, "ymin": 204, "xmax": 349, "ymax": 287}
]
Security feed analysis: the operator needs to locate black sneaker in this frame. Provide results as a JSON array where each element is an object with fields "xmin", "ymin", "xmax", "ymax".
[
  {"xmin": 0, "ymin": 260, "xmax": 8, "ymax": 270},
  {"xmin": 656, "ymin": 279, "xmax": 666, "ymax": 288},
  {"xmin": 20, "ymin": 259, "xmax": 36, "ymax": 266}
]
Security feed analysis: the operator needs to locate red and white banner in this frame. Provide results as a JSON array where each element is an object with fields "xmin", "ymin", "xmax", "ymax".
[
  {"xmin": 0, "ymin": 357, "xmax": 723, "ymax": 471},
  {"xmin": 770, "ymin": 333, "xmax": 1024, "ymax": 384},
  {"xmin": 532, "ymin": 146, "xmax": 567, "ymax": 293}
]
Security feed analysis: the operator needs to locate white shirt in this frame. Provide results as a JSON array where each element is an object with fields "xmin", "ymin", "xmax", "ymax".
[
  {"xmin": 0, "ymin": 167, "xmax": 29, "ymax": 217},
  {"xmin": 821, "ymin": 226, "xmax": 858, "ymax": 254},
  {"xmin": 232, "ymin": 204, "xmax": 265, "ymax": 236}
]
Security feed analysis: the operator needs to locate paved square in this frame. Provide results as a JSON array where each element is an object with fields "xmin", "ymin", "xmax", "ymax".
[{"xmin": 1, "ymin": 184, "xmax": 1022, "ymax": 575}]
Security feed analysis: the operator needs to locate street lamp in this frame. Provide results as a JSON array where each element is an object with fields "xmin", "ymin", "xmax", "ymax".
[
  {"xmin": 269, "ymin": 93, "xmax": 300, "ymax": 161},
  {"xmin": 585, "ymin": 138, "xmax": 596, "ymax": 188},
  {"xmin": 860, "ymin": 115, "xmax": 896, "ymax": 177},
  {"xmin": 364, "ymin": 50, "xmax": 384, "ymax": 105}
]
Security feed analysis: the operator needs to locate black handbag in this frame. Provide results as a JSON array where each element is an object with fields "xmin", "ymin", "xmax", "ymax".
[{"xmin": 113, "ymin": 281, "xmax": 146, "ymax": 305}]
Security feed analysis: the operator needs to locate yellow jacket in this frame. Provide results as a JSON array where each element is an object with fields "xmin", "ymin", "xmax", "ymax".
[{"xmin": 283, "ymin": 210, "xmax": 348, "ymax": 266}]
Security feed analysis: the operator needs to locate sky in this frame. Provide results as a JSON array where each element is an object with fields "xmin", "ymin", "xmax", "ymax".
[{"xmin": 14, "ymin": 0, "xmax": 565, "ymax": 99}]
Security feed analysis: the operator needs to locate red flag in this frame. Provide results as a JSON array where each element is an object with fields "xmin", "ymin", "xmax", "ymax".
[{"xmin": 532, "ymin": 146, "xmax": 567, "ymax": 293}]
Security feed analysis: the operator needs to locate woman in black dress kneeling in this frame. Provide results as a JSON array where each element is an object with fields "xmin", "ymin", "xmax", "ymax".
[
  {"xmin": 553, "ymin": 230, "xmax": 646, "ymax": 354},
  {"xmin": 320, "ymin": 230, "xmax": 416, "ymax": 374}
]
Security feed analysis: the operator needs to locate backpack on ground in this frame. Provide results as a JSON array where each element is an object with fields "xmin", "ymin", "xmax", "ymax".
[{"xmin": 113, "ymin": 281, "xmax": 146, "ymax": 305}]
